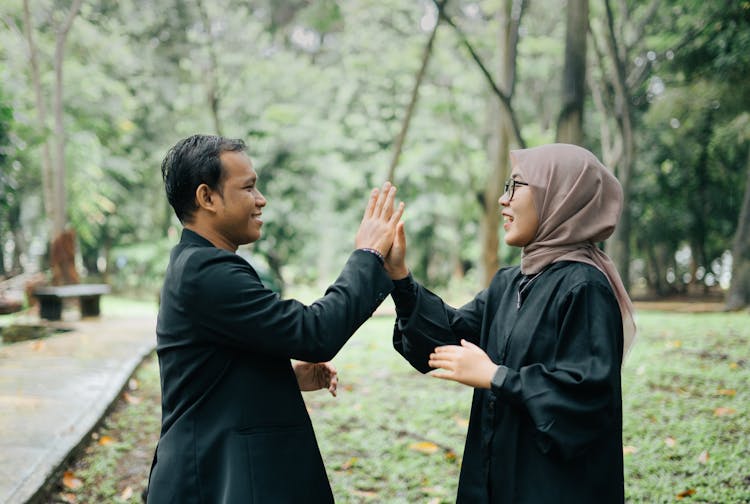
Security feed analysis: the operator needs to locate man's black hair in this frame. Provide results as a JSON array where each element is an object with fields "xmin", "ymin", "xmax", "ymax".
[{"xmin": 161, "ymin": 134, "xmax": 247, "ymax": 223}]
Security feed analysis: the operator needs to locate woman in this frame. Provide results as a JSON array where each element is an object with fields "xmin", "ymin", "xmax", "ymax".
[{"xmin": 385, "ymin": 143, "xmax": 636, "ymax": 503}]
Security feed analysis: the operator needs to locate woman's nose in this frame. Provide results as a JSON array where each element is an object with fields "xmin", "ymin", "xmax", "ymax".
[{"xmin": 498, "ymin": 192, "xmax": 510, "ymax": 206}]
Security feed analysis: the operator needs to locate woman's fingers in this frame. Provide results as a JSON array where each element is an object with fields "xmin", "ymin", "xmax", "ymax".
[
  {"xmin": 431, "ymin": 371, "xmax": 454, "ymax": 381},
  {"xmin": 390, "ymin": 200, "xmax": 405, "ymax": 224}
]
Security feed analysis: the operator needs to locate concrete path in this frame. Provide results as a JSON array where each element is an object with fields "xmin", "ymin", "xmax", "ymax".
[{"xmin": 0, "ymin": 314, "xmax": 156, "ymax": 504}]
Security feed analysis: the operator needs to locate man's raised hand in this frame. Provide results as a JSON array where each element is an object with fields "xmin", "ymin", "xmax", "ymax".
[{"xmin": 355, "ymin": 181, "xmax": 405, "ymax": 257}]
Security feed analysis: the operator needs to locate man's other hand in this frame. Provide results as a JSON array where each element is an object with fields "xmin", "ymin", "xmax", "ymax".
[{"xmin": 293, "ymin": 361, "xmax": 339, "ymax": 396}]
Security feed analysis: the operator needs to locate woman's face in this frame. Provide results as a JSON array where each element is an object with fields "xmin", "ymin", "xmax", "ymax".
[{"xmin": 499, "ymin": 172, "xmax": 539, "ymax": 247}]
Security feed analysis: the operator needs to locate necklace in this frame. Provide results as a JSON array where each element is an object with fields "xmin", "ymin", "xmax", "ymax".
[{"xmin": 516, "ymin": 270, "xmax": 545, "ymax": 309}]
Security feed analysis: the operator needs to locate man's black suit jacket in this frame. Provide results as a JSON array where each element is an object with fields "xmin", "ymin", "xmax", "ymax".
[{"xmin": 146, "ymin": 229, "xmax": 393, "ymax": 503}]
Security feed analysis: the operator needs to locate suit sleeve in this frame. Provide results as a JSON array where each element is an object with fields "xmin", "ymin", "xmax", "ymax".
[
  {"xmin": 491, "ymin": 281, "xmax": 623, "ymax": 459},
  {"xmin": 183, "ymin": 248, "xmax": 393, "ymax": 362},
  {"xmin": 392, "ymin": 275, "xmax": 487, "ymax": 374}
]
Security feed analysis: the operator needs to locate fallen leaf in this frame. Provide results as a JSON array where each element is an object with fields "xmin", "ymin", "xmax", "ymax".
[
  {"xmin": 98, "ymin": 435, "xmax": 115, "ymax": 446},
  {"xmin": 409, "ymin": 441, "xmax": 439, "ymax": 454},
  {"xmin": 60, "ymin": 493, "xmax": 77, "ymax": 503},
  {"xmin": 128, "ymin": 378, "xmax": 139, "ymax": 391},
  {"xmin": 453, "ymin": 416, "xmax": 469, "ymax": 429},
  {"xmin": 664, "ymin": 437, "xmax": 677, "ymax": 447},
  {"xmin": 340, "ymin": 457, "xmax": 358, "ymax": 470},
  {"xmin": 668, "ymin": 340, "xmax": 682, "ymax": 349},
  {"xmin": 62, "ymin": 470, "xmax": 83, "ymax": 490},
  {"xmin": 351, "ymin": 489, "xmax": 379, "ymax": 499},
  {"xmin": 445, "ymin": 450, "xmax": 457, "ymax": 461},
  {"xmin": 676, "ymin": 488, "xmax": 696, "ymax": 499},
  {"xmin": 717, "ymin": 389, "xmax": 736, "ymax": 396},
  {"xmin": 421, "ymin": 486, "xmax": 445, "ymax": 495},
  {"xmin": 729, "ymin": 362, "xmax": 739, "ymax": 370},
  {"xmin": 119, "ymin": 486, "xmax": 134, "ymax": 500},
  {"xmin": 30, "ymin": 341, "xmax": 45, "ymax": 351},
  {"xmin": 622, "ymin": 445, "xmax": 638, "ymax": 455},
  {"xmin": 697, "ymin": 450, "xmax": 709, "ymax": 464},
  {"xmin": 714, "ymin": 407, "xmax": 736, "ymax": 417},
  {"xmin": 123, "ymin": 392, "xmax": 142, "ymax": 405}
]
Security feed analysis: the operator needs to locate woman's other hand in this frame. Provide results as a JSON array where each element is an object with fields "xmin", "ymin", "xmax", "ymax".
[{"xmin": 428, "ymin": 340, "xmax": 498, "ymax": 389}]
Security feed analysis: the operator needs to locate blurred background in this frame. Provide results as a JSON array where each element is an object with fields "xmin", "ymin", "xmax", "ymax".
[{"xmin": 1, "ymin": 0, "xmax": 748, "ymax": 310}]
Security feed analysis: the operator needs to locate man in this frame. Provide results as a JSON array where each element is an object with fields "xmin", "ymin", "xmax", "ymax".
[{"xmin": 146, "ymin": 134, "xmax": 403, "ymax": 503}]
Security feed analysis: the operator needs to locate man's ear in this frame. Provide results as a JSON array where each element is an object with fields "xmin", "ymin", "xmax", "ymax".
[{"xmin": 195, "ymin": 183, "xmax": 218, "ymax": 213}]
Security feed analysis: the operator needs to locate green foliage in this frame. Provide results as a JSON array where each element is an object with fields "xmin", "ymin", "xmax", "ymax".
[{"xmin": 0, "ymin": 0, "xmax": 748, "ymax": 296}]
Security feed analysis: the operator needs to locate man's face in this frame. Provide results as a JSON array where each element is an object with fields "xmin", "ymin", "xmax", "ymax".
[{"xmin": 214, "ymin": 150, "xmax": 266, "ymax": 247}]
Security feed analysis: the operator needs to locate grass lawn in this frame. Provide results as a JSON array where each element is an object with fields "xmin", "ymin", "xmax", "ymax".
[{"xmin": 49, "ymin": 309, "xmax": 749, "ymax": 503}]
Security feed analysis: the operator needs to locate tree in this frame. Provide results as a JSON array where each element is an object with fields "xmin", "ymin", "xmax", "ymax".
[
  {"xmin": 727, "ymin": 148, "xmax": 750, "ymax": 309},
  {"xmin": 21, "ymin": 0, "xmax": 83, "ymax": 284},
  {"xmin": 478, "ymin": 0, "xmax": 525, "ymax": 286},
  {"xmin": 556, "ymin": 0, "xmax": 588, "ymax": 144}
]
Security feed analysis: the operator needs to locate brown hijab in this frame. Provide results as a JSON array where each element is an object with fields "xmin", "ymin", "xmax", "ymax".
[{"xmin": 511, "ymin": 143, "xmax": 636, "ymax": 359}]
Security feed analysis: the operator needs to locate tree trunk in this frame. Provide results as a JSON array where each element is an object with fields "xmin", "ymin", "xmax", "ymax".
[
  {"xmin": 197, "ymin": 0, "xmax": 224, "ymax": 136},
  {"xmin": 556, "ymin": 0, "xmax": 588, "ymax": 145},
  {"xmin": 51, "ymin": 0, "xmax": 84, "ymax": 239},
  {"xmin": 725, "ymin": 148, "xmax": 750, "ymax": 310},
  {"xmin": 596, "ymin": 0, "xmax": 636, "ymax": 291},
  {"xmin": 22, "ymin": 0, "xmax": 56, "ymax": 235},
  {"xmin": 478, "ymin": 0, "xmax": 523, "ymax": 287}
]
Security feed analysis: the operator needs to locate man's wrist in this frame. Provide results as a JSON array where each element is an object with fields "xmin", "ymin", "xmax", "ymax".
[{"xmin": 358, "ymin": 247, "xmax": 384, "ymax": 265}]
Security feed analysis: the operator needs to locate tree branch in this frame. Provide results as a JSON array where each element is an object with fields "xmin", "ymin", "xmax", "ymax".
[
  {"xmin": 387, "ymin": 0, "xmax": 447, "ymax": 181},
  {"xmin": 436, "ymin": 0, "xmax": 526, "ymax": 148}
]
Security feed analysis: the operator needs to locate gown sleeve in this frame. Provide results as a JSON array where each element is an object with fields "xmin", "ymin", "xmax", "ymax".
[
  {"xmin": 392, "ymin": 273, "xmax": 487, "ymax": 373},
  {"xmin": 491, "ymin": 280, "xmax": 623, "ymax": 459}
]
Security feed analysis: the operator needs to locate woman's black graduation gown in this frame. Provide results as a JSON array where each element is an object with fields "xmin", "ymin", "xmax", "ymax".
[{"xmin": 393, "ymin": 261, "xmax": 624, "ymax": 503}]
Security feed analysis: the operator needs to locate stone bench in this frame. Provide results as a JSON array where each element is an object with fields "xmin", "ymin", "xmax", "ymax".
[{"xmin": 32, "ymin": 284, "xmax": 111, "ymax": 321}]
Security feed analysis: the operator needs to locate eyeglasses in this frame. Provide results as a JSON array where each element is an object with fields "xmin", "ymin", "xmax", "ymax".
[{"xmin": 503, "ymin": 178, "xmax": 529, "ymax": 201}]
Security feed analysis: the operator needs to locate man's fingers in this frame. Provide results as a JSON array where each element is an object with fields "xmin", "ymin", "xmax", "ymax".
[
  {"xmin": 328, "ymin": 377, "xmax": 338, "ymax": 397},
  {"xmin": 372, "ymin": 182, "xmax": 392, "ymax": 217},
  {"xmin": 381, "ymin": 185, "xmax": 397, "ymax": 220},
  {"xmin": 363, "ymin": 188, "xmax": 379, "ymax": 220}
]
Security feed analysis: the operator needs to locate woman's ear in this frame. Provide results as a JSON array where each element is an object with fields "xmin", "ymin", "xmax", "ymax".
[{"xmin": 195, "ymin": 183, "xmax": 217, "ymax": 212}]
